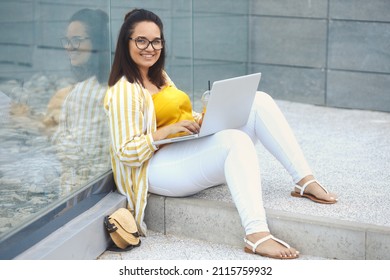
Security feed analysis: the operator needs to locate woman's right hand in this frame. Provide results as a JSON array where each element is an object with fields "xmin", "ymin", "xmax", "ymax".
[
  {"xmin": 10, "ymin": 103, "xmax": 30, "ymax": 117},
  {"xmin": 152, "ymin": 120, "xmax": 200, "ymax": 142}
]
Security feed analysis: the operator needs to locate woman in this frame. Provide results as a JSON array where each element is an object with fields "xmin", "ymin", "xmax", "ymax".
[{"xmin": 104, "ymin": 9, "xmax": 337, "ymax": 259}]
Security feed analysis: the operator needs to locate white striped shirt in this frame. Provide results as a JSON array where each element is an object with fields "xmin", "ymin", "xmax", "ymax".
[{"xmin": 104, "ymin": 76, "xmax": 158, "ymax": 234}]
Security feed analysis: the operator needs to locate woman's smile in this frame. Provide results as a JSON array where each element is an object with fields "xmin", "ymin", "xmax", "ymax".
[{"xmin": 140, "ymin": 52, "xmax": 156, "ymax": 59}]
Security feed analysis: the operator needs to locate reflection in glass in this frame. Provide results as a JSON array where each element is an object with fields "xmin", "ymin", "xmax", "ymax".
[
  {"xmin": 0, "ymin": 8, "xmax": 111, "ymax": 240},
  {"xmin": 50, "ymin": 8, "xmax": 111, "ymax": 195}
]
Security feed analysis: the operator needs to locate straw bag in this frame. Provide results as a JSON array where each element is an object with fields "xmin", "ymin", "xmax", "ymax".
[{"xmin": 104, "ymin": 208, "xmax": 141, "ymax": 251}]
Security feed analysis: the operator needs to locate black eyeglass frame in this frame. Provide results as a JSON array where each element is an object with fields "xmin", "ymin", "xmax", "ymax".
[
  {"xmin": 60, "ymin": 36, "xmax": 90, "ymax": 49},
  {"xmin": 128, "ymin": 36, "xmax": 164, "ymax": 50}
]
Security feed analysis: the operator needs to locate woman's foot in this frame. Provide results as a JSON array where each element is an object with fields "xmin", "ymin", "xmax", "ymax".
[
  {"xmin": 293, "ymin": 175, "xmax": 338, "ymax": 204},
  {"xmin": 244, "ymin": 232, "xmax": 299, "ymax": 259}
]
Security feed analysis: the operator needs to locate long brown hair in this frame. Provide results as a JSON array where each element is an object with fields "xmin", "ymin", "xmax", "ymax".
[{"xmin": 108, "ymin": 9, "xmax": 166, "ymax": 88}]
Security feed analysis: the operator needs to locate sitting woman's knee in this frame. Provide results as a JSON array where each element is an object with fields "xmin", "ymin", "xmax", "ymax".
[
  {"xmin": 214, "ymin": 129, "xmax": 253, "ymax": 149},
  {"xmin": 255, "ymin": 91, "xmax": 275, "ymax": 105}
]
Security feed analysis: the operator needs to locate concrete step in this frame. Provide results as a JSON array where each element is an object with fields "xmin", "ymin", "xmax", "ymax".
[{"xmin": 139, "ymin": 190, "xmax": 390, "ymax": 260}]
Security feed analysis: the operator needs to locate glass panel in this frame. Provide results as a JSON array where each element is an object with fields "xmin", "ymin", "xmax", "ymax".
[{"xmin": 0, "ymin": 0, "xmax": 112, "ymax": 248}]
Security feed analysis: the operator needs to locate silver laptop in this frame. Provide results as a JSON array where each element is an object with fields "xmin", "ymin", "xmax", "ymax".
[{"xmin": 153, "ymin": 72, "xmax": 261, "ymax": 146}]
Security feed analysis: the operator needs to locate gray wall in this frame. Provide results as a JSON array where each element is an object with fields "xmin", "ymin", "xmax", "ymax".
[
  {"xmin": 1, "ymin": 0, "xmax": 389, "ymax": 112},
  {"xmin": 248, "ymin": 0, "xmax": 390, "ymax": 112}
]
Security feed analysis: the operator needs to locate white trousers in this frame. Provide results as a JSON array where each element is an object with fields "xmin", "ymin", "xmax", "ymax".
[{"xmin": 148, "ymin": 92, "xmax": 312, "ymax": 234}]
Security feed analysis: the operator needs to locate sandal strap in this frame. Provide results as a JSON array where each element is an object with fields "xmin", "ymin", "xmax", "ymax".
[
  {"xmin": 244, "ymin": 235, "xmax": 291, "ymax": 253},
  {"xmin": 295, "ymin": 179, "xmax": 329, "ymax": 196}
]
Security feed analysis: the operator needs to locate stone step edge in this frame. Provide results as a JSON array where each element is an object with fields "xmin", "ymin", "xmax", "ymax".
[
  {"xmin": 144, "ymin": 194, "xmax": 390, "ymax": 260},
  {"xmin": 14, "ymin": 191, "xmax": 389, "ymax": 260}
]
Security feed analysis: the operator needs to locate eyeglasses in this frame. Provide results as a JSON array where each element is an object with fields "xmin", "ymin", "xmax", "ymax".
[
  {"xmin": 129, "ymin": 36, "xmax": 164, "ymax": 50},
  {"xmin": 60, "ymin": 36, "xmax": 90, "ymax": 49}
]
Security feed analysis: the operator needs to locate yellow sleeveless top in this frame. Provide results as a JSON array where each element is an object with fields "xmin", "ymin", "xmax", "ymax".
[{"xmin": 152, "ymin": 85, "xmax": 195, "ymax": 138}]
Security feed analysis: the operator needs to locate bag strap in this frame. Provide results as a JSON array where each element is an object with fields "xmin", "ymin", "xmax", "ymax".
[{"xmin": 104, "ymin": 216, "xmax": 118, "ymax": 233}]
